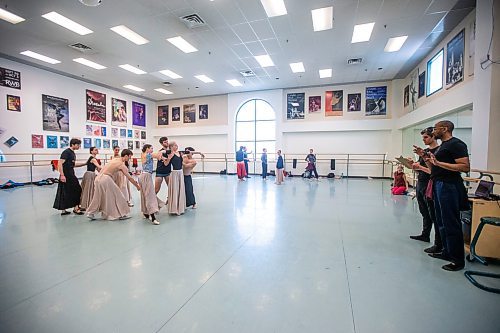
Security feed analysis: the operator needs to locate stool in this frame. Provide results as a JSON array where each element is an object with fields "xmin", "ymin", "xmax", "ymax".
[{"xmin": 464, "ymin": 216, "xmax": 500, "ymax": 294}]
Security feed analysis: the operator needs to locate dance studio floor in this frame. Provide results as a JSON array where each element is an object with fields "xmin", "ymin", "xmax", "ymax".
[{"xmin": 0, "ymin": 175, "xmax": 499, "ymax": 333}]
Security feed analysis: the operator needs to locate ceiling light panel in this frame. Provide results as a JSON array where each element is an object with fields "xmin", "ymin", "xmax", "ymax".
[
  {"xmin": 20, "ymin": 50, "xmax": 61, "ymax": 64},
  {"xmin": 290, "ymin": 62, "xmax": 305, "ymax": 73},
  {"xmin": 42, "ymin": 11, "xmax": 93, "ymax": 35},
  {"xmin": 260, "ymin": 0, "xmax": 287, "ymax": 17},
  {"xmin": 159, "ymin": 69, "xmax": 182, "ymax": 79},
  {"xmin": 73, "ymin": 58, "xmax": 106, "ymax": 69},
  {"xmin": 0, "ymin": 8, "xmax": 25, "ymax": 24},
  {"xmin": 311, "ymin": 7, "xmax": 333, "ymax": 32},
  {"xmin": 319, "ymin": 68, "xmax": 332, "ymax": 78},
  {"xmin": 154, "ymin": 88, "xmax": 173, "ymax": 95},
  {"xmin": 110, "ymin": 25, "xmax": 149, "ymax": 45},
  {"xmin": 351, "ymin": 22, "xmax": 375, "ymax": 43},
  {"xmin": 123, "ymin": 85, "xmax": 145, "ymax": 92},
  {"xmin": 167, "ymin": 36, "xmax": 198, "ymax": 53},
  {"xmin": 254, "ymin": 55, "xmax": 274, "ymax": 67},
  {"xmin": 195, "ymin": 75, "xmax": 214, "ymax": 83},
  {"xmin": 226, "ymin": 79, "xmax": 242, "ymax": 87},
  {"xmin": 384, "ymin": 36, "xmax": 408, "ymax": 52},
  {"xmin": 119, "ymin": 64, "xmax": 146, "ymax": 74}
]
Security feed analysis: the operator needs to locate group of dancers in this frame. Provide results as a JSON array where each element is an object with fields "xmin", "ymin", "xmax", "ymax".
[{"xmin": 53, "ymin": 137, "xmax": 199, "ymax": 224}]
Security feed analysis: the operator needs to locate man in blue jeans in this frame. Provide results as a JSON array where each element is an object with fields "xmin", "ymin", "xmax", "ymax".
[{"xmin": 416, "ymin": 120, "xmax": 470, "ymax": 271}]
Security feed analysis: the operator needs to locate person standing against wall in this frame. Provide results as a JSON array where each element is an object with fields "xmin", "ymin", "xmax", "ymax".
[
  {"xmin": 275, "ymin": 150, "xmax": 284, "ymax": 185},
  {"xmin": 305, "ymin": 148, "xmax": 319, "ymax": 179},
  {"xmin": 261, "ymin": 148, "xmax": 268, "ymax": 179},
  {"xmin": 236, "ymin": 146, "xmax": 247, "ymax": 181}
]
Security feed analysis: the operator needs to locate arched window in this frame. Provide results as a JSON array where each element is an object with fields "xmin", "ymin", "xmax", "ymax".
[{"xmin": 235, "ymin": 99, "xmax": 276, "ymax": 166}]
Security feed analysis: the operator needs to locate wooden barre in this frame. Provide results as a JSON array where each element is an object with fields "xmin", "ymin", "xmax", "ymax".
[
  {"xmin": 463, "ymin": 177, "xmax": 500, "ymax": 186},
  {"xmin": 471, "ymin": 169, "xmax": 500, "ymax": 175}
]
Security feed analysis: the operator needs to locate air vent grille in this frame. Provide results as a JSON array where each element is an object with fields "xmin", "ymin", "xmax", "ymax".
[
  {"xmin": 180, "ymin": 14, "xmax": 206, "ymax": 28},
  {"xmin": 69, "ymin": 43, "xmax": 95, "ymax": 54},
  {"xmin": 347, "ymin": 57, "xmax": 363, "ymax": 65},
  {"xmin": 240, "ymin": 70, "xmax": 256, "ymax": 77}
]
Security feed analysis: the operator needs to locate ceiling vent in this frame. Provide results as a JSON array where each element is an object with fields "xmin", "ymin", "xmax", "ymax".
[
  {"xmin": 69, "ymin": 43, "xmax": 95, "ymax": 54},
  {"xmin": 240, "ymin": 70, "xmax": 256, "ymax": 77},
  {"xmin": 180, "ymin": 14, "xmax": 206, "ymax": 28},
  {"xmin": 162, "ymin": 81, "xmax": 172, "ymax": 86},
  {"xmin": 347, "ymin": 57, "xmax": 363, "ymax": 65}
]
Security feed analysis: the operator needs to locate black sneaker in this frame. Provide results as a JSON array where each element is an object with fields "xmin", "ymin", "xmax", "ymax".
[
  {"xmin": 428, "ymin": 252, "xmax": 450, "ymax": 261},
  {"xmin": 424, "ymin": 245, "xmax": 443, "ymax": 254},
  {"xmin": 410, "ymin": 235, "xmax": 430, "ymax": 242},
  {"xmin": 442, "ymin": 263, "xmax": 465, "ymax": 271}
]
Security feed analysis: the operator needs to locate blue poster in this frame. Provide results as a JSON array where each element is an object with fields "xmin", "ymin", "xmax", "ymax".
[
  {"xmin": 83, "ymin": 138, "xmax": 92, "ymax": 149},
  {"xmin": 94, "ymin": 138, "xmax": 102, "ymax": 149},
  {"xmin": 47, "ymin": 135, "xmax": 58, "ymax": 148},
  {"xmin": 112, "ymin": 139, "xmax": 118, "ymax": 148},
  {"xmin": 120, "ymin": 128, "xmax": 126, "ymax": 138},
  {"xmin": 127, "ymin": 129, "xmax": 133, "ymax": 138},
  {"xmin": 59, "ymin": 136, "xmax": 69, "ymax": 148},
  {"xmin": 365, "ymin": 86, "xmax": 387, "ymax": 116},
  {"xmin": 286, "ymin": 93, "xmax": 305, "ymax": 119}
]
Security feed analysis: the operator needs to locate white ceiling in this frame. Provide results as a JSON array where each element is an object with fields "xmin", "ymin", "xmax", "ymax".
[{"xmin": 0, "ymin": 0, "xmax": 475, "ymax": 101}]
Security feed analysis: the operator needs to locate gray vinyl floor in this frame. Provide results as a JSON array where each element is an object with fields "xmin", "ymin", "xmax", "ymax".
[{"xmin": 0, "ymin": 175, "xmax": 499, "ymax": 333}]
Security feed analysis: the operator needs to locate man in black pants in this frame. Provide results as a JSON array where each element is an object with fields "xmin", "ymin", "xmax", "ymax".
[{"xmin": 415, "ymin": 120, "xmax": 470, "ymax": 271}]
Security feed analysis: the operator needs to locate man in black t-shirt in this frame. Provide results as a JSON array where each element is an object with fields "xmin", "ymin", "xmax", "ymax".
[
  {"xmin": 155, "ymin": 137, "xmax": 173, "ymax": 195},
  {"xmin": 415, "ymin": 120, "xmax": 470, "ymax": 271}
]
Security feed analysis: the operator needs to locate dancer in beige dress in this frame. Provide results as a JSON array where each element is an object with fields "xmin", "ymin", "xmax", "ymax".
[
  {"xmin": 80, "ymin": 146, "xmax": 102, "ymax": 210},
  {"xmin": 111, "ymin": 145, "xmax": 133, "ymax": 207},
  {"xmin": 139, "ymin": 144, "xmax": 166, "ymax": 225},
  {"xmin": 86, "ymin": 149, "xmax": 140, "ymax": 220},
  {"xmin": 167, "ymin": 141, "xmax": 186, "ymax": 215}
]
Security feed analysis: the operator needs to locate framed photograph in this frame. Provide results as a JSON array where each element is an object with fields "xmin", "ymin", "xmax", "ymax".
[
  {"xmin": 86, "ymin": 89, "xmax": 106, "ymax": 123},
  {"xmin": 111, "ymin": 127, "xmax": 118, "ymax": 137},
  {"xmin": 325, "ymin": 90, "xmax": 343, "ymax": 116},
  {"xmin": 47, "ymin": 135, "xmax": 58, "ymax": 149},
  {"xmin": 31, "ymin": 134, "xmax": 44, "ymax": 148},
  {"xmin": 94, "ymin": 138, "xmax": 102, "ymax": 149},
  {"xmin": 7, "ymin": 95, "xmax": 21, "ymax": 112},
  {"xmin": 83, "ymin": 138, "xmax": 92, "ymax": 149},
  {"xmin": 404, "ymin": 85, "xmax": 409, "ymax": 107},
  {"xmin": 134, "ymin": 130, "xmax": 140, "ymax": 139},
  {"xmin": 0, "ymin": 67, "xmax": 21, "ymax": 89},
  {"xmin": 42, "ymin": 94, "xmax": 69, "ymax": 132},
  {"xmin": 60, "ymin": 136, "xmax": 69, "ymax": 148},
  {"xmin": 418, "ymin": 71, "xmax": 426, "ymax": 98},
  {"xmin": 365, "ymin": 86, "xmax": 387, "ymax": 116},
  {"xmin": 446, "ymin": 29, "xmax": 465, "ymax": 87},
  {"xmin": 199, "ymin": 104, "xmax": 208, "ymax": 119},
  {"xmin": 183, "ymin": 104, "xmax": 196, "ymax": 123},
  {"xmin": 308, "ymin": 96, "xmax": 321, "ymax": 113},
  {"xmin": 172, "ymin": 107, "xmax": 180, "ymax": 121},
  {"xmin": 93, "ymin": 125, "xmax": 101, "ymax": 136},
  {"xmin": 127, "ymin": 129, "xmax": 133, "ymax": 138},
  {"xmin": 103, "ymin": 139, "xmax": 110, "ymax": 149},
  {"xmin": 132, "ymin": 101, "xmax": 146, "ymax": 127},
  {"xmin": 4, "ymin": 136, "xmax": 19, "ymax": 148},
  {"xmin": 141, "ymin": 131, "xmax": 146, "ymax": 140},
  {"xmin": 158, "ymin": 105, "xmax": 169, "ymax": 125},
  {"xmin": 111, "ymin": 139, "xmax": 119, "ymax": 149},
  {"xmin": 286, "ymin": 93, "xmax": 305, "ymax": 119},
  {"xmin": 111, "ymin": 98, "xmax": 127, "ymax": 127},
  {"xmin": 120, "ymin": 128, "xmax": 126, "ymax": 138},
  {"xmin": 127, "ymin": 140, "xmax": 133, "ymax": 150},
  {"xmin": 347, "ymin": 93, "xmax": 361, "ymax": 112},
  {"xmin": 135, "ymin": 141, "xmax": 140, "ymax": 149},
  {"xmin": 86, "ymin": 124, "xmax": 93, "ymax": 136},
  {"xmin": 119, "ymin": 139, "xmax": 126, "ymax": 149}
]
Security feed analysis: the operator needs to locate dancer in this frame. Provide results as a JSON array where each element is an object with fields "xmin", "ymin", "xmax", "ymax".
[
  {"xmin": 155, "ymin": 137, "xmax": 172, "ymax": 195},
  {"xmin": 305, "ymin": 148, "xmax": 319, "ymax": 179},
  {"xmin": 53, "ymin": 138, "xmax": 86, "ymax": 215},
  {"xmin": 86, "ymin": 149, "xmax": 140, "ymax": 221},
  {"xmin": 167, "ymin": 141, "xmax": 186, "ymax": 215},
  {"xmin": 80, "ymin": 147, "xmax": 102, "ymax": 210},
  {"xmin": 261, "ymin": 148, "xmax": 268, "ymax": 179},
  {"xmin": 112, "ymin": 145, "xmax": 133, "ymax": 207},
  {"xmin": 139, "ymin": 144, "xmax": 165, "ymax": 225},
  {"xmin": 112, "ymin": 145, "xmax": 120, "ymax": 159},
  {"xmin": 391, "ymin": 165, "xmax": 408, "ymax": 195},
  {"xmin": 275, "ymin": 150, "xmax": 284, "ymax": 185},
  {"xmin": 183, "ymin": 147, "xmax": 197, "ymax": 209},
  {"xmin": 235, "ymin": 146, "xmax": 246, "ymax": 180},
  {"xmin": 243, "ymin": 147, "xmax": 251, "ymax": 178}
]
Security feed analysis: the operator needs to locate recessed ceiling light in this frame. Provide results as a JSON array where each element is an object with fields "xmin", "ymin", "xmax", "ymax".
[
  {"xmin": 159, "ymin": 69, "xmax": 182, "ymax": 79},
  {"xmin": 119, "ymin": 64, "xmax": 146, "ymax": 74},
  {"xmin": 154, "ymin": 88, "xmax": 173, "ymax": 95},
  {"xmin": 73, "ymin": 57, "xmax": 106, "ymax": 69},
  {"xmin": 319, "ymin": 68, "xmax": 332, "ymax": 78},
  {"xmin": 167, "ymin": 36, "xmax": 198, "ymax": 53},
  {"xmin": 41, "ymin": 11, "xmax": 93, "ymax": 35},
  {"xmin": 194, "ymin": 75, "xmax": 214, "ymax": 83},
  {"xmin": 311, "ymin": 7, "xmax": 333, "ymax": 32},
  {"xmin": 351, "ymin": 22, "xmax": 375, "ymax": 43},
  {"xmin": 290, "ymin": 62, "xmax": 305, "ymax": 73},
  {"xmin": 0, "ymin": 8, "xmax": 25, "ymax": 24},
  {"xmin": 254, "ymin": 55, "xmax": 274, "ymax": 67},
  {"xmin": 110, "ymin": 25, "xmax": 149, "ymax": 45},
  {"xmin": 226, "ymin": 79, "xmax": 242, "ymax": 87},
  {"xmin": 384, "ymin": 35, "xmax": 408, "ymax": 52},
  {"xmin": 260, "ymin": 0, "xmax": 287, "ymax": 17},
  {"xmin": 123, "ymin": 85, "xmax": 145, "ymax": 92},
  {"xmin": 20, "ymin": 50, "xmax": 61, "ymax": 64}
]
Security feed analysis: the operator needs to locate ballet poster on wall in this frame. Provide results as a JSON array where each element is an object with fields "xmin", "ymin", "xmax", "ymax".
[
  {"xmin": 325, "ymin": 90, "xmax": 343, "ymax": 116},
  {"xmin": 172, "ymin": 107, "xmax": 180, "ymax": 121},
  {"xmin": 47, "ymin": 135, "xmax": 58, "ymax": 149},
  {"xmin": 111, "ymin": 139, "xmax": 118, "ymax": 148},
  {"xmin": 308, "ymin": 96, "xmax": 321, "ymax": 113},
  {"xmin": 141, "ymin": 131, "xmax": 146, "ymax": 140},
  {"xmin": 287, "ymin": 93, "xmax": 305, "ymax": 119},
  {"xmin": 446, "ymin": 29, "xmax": 464, "ymax": 87},
  {"xmin": 365, "ymin": 86, "xmax": 387, "ymax": 116},
  {"xmin": 60, "ymin": 136, "xmax": 69, "ymax": 148},
  {"xmin": 199, "ymin": 104, "xmax": 208, "ymax": 119},
  {"xmin": 183, "ymin": 104, "xmax": 196, "ymax": 123},
  {"xmin": 4, "ymin": 136, "xmax": 18, "ymax": 148},
  {"xmin": 347, "ymin": 93, "xmax": 361, "ymax": 112},
  {"xmin": 83, "ymin": 138, "xmax": 91, "ymax": 149},
  {"xmin": 418, "ymin": 71, "xmax": 426, "ymax": 98},
  {"xmin": 158, "ymin": 105, "xmax": 169, "ymax": 125},
  {"xmin": 0, "ymin": 67, "xmax": 21, "ymax": 89},
  {"xmin": 111, "ymin": 127, "xmax": 118, "ymax": 137},
  {"xmin": 111, "ymin": 98, "xmax": 127, "ymax": 127},
  {"xmin": 31, "ymin": 134, "xmax": 44, "ymax": 148},
  {"xmin": 403, "ymin": 85, "xmax": 409, "ymax": 107},
  {"xmin": 7, "ymin": 95, "xmax": 21, "ymax": 112},
  {"xmin": 103, "ymin": 139, "xmax": 110, "ymax": 149},
  {"xmin": 42, "ymin": 94, "xmax": 69, "ymax": 132},
  {"xmin": 120, "ymin": 128, "xmax": 126, "ymax": 138},
  {"xmin": 132, "ymin": 101, "xmax": 146, "ymax": 127},
  {"xmin": 86, "ymin": 89, "xmax": 106, "ymax": 123}
]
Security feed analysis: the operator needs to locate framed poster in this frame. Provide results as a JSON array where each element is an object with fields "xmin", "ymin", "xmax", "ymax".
[
  {"xmin": 141, "ymin": 131, "xmax": 146, "ymax": 140},
  {"xmin": 134, "ymin": 130, "xmax": 140, "ymax": 139},
  {"xmin": 60, "ymin": 136, "xmax": 69, "ymax": 148},
  {"xmin": 404, "ymin": 85, "xmax": 409, "ymax": 107},
  {"xmin": 47, "ymin": 135, "xmax": 58, "ymax": 148},
  {"xmin": 183, "ymin": 104, "xmax": 196, "ymax": 123},
  {"xmin": 42, "ymin": 94, "xmax": 69, "ymax": 132},
  {"xmin": 127, "ymin": 140, "xmax": 133, "ymax": 150},
  {"xmin": 286, "ymin": 93, "xmax": 305, "ymax": 119},
  {"xmin": 127, "ymin": 129, "xmax": 133, "ymax": 138},
  {"xmin": 308, "ymin": 96, "xmax": 321, "ymax": 113},
  {"xmin": 86, "ymin": 124, "xmax": 93, "ymax": 136},
  {"xmin": 111, "ymin": 98, "xmax": 127, "ymax": 127},
  {"xmin": 409, "ymin": 70, "xmax": 418, "ymax": 111},
  {"xmin": 111, "ymin": 139, "xmax": 119, "ymax": 149},
  {"xmin": 325, "ymin": 90, "xmax": 343, "ymax": 116},
  {"xmin": 446, "ymin": 29, "xmax": 465, "ymax": 87},
  {"xmin": 31, "ymin": 134, "xmax": 44, "ymax": 148},
  {"xmin": 199, "ymin": 104, "xmax": 208, "ymax": 119},
  {"xmin": 103, "ymin": 139, "xmax": 110, "ymax": 149},
  {"xmin": 120, "ymin": 128, "xmax": 126, "ymax": 138},
  {"xmin": 135, "ymin": 141, "xmax": 140, "ymax": 149},
  {"xmin": 86, "ymin": 89, "xmax": 106, "ymax": 123},
  {"xmin": 83, "ymin": 138, "xmax": 92, "ymax": 149},
  {"xmin": 94, "ymin": 138, "xmax": 102, "ymax": 149},
  {"xmin": 172, "ymin": 107, "xmax": 180, "ymax": 121},
  {"xmin": 111, "ymin": 127, "xmax": 118, "ymax": 137},
  {"xmin": 132, "ymin": 101, "xmax": 146, "ymax": 127},
  {"xmin": 418, "ymin": 71, "xmax": 426, "ymax": 98},
  {"xmin": 93, "ymin": 125, "xmax": 101, "ymax": 136},
  {"xmin": 0, "ymin": 67, "xmax": 21, "ymax": 89},
  {"xmin": 4, "ymin": 136, "xmax": 18, "ymax": 148},
  {"xmin": 158, "ymin": 105, "xmax": 169, "ymax": 125},
  {"xmin": 7, "ymin": 95, "xmax": 21, "ymax": 112},
  {"xmin": 101, "ymin": 126, "xmax": 107, "ymax": 137},
  {"xmin": 365, "ymin": 86, "xmax": 387, "ymax": 116},
  {"xmin": 347, "ymin": 93, "xmax": 361, "ymax": 112}
]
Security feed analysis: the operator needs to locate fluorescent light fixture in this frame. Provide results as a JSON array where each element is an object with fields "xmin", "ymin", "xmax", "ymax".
[
  {"xmin": 351, "ymin": 22, "xmax": 375, "ymax": 43},
  {"xmin": 260, "ymin": 0, "xmax": 287, "ymax": 17},
  {"xmin": 73, "ymin": 57, "xmax": 106, "ymax": 69},
  {"xmin": 311, "ymin": 7, "xmax": 333, "ymax": 32},
  {"xmin": 41, "ymin": 11, "xmax": 93, "ymax": 35},
  {"xmin": 159, "ymin": 69, "xmax": 182, "ymax": 79},
  {"xmin": 194, "ymin": 75, "xmax": 214, "ymax": 83},
  {"xmin": 290, "ymin": 62, "xmax": 305, "ymax": 73},
  {"xmin": 20, "ymin": 50, "xmax": 61, "ymax": 64},
  {"xmin": 0, "ymin": 8, "xmax": 25, "ymax": 24},
  {"xmin": 154, "ymin": 88, "xmax": 173, "ymax": 95},
  {"xmin": 119, "ymin": 64, "xmax": 146, "ymax": 74},
  {"xmin": 110, "ymin": 25, "xmax": 149, "ymax": 45},
  {"xmin": 254, "ymin": 54, "xmax": 274, "ymax": 67},
  {"xmin": 123, "ymin": 85, "xmax": 145, "ymax": 92},
  {"xmin": 226, "ymin": 79, "xmax": 242, "ymax": 87},
  {"xmin": 167, "ymin": 36, "xmax": 198, "ymax": 53},
  {"xmin": 319, "ymin": 68, "xmax": 332, "ymax": 78},
  {"xmin": 384, "ymin": 35, "xmax": 408, "ymax": 52}
]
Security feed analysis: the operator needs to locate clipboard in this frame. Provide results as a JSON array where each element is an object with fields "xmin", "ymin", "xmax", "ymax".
[{"xmin": 395, "ymin": 156, "xmax": 414, "ymax": 169}]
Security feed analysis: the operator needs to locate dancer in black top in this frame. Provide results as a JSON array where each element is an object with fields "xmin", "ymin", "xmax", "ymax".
[{"xmin": 167, "ymin": 141, "xmax": 185, "ymax": 215}]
